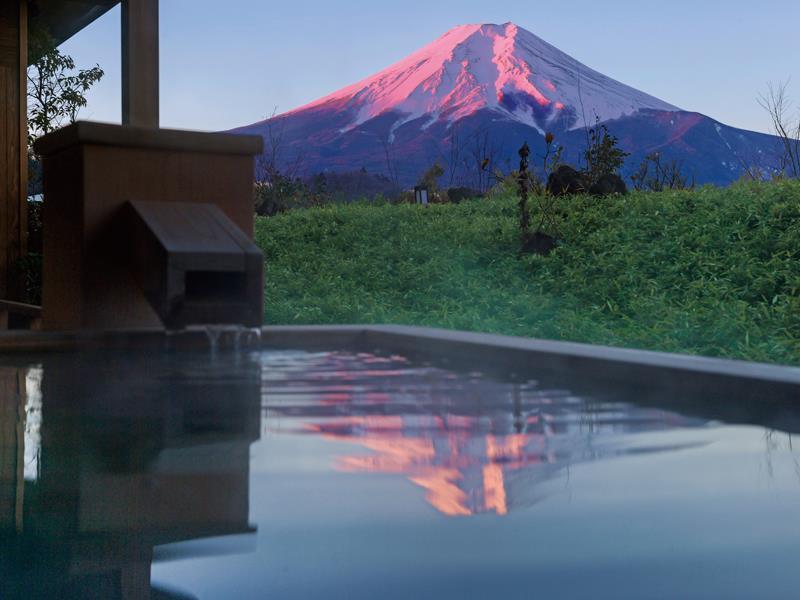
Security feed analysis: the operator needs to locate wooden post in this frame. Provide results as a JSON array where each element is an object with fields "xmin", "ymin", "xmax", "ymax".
[
  {"xmin": 0, "ymin": 0, "xmax": 28, "ymax": 301},
  {"xmin": 121, "ymin": 0, "xmax": 159, "ymax": 128}
]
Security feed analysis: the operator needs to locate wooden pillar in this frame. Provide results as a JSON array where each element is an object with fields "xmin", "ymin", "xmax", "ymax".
[
  {"xmin": 0, "ymin": 0, "xmax": 28, "ymax": 301},
  {"xmin": 121, "ymin": 0, "xmax": 159, "ymax": 128}
]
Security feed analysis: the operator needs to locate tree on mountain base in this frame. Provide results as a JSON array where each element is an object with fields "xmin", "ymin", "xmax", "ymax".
[
  {"xmin": 583, "ymin": 118, "xmax": 629, "ymax": 186},
  {"xmin": 759, "ymin": 81, "xmax": 800, "ymax": 179}
]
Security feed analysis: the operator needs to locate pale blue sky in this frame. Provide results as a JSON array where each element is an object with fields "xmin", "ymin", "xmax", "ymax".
[{"xmin": 60, "ymin": 0, "xmax": 799, "ymax": 134}]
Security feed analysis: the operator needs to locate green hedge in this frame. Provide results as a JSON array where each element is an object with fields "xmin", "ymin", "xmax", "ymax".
[{"xmin": 255, "ymin": 180, "xmax": 800, "ymax": 365}]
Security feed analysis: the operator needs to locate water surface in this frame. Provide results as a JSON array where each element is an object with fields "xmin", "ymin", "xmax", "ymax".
[{"xmin": 1, "ymin": 348, "xmax": 799, "ymax": 599}]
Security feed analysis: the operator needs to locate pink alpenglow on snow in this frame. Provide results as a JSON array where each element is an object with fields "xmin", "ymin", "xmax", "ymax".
[
  {"xmin": 285, "ymin": 22, "xmax": 679, "ymax": 133},
  {"xmin": 234, "ymin": 22, "xmax": 782, "ymax": 187}
]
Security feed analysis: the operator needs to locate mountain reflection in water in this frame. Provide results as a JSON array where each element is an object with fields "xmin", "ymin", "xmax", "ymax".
[
  {"xmin": 4, "ymin": 348, "xmax": 799, "ymax": 599},
  {"xmin": 262, "ymin": 351, "xmax": 710, "ymax": 517}
]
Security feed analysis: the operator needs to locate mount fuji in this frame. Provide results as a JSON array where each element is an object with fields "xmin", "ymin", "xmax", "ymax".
[{"xmin": 234, "ymin": 23, "xmax": 782, "ymax": 187}]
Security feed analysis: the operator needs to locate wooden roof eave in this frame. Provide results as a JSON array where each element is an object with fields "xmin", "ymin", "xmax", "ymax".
[{"xmin": 28, "ymin": 0, "xmax": 120, "ymax": 47}]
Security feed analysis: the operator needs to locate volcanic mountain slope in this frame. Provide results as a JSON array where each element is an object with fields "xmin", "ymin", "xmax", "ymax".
[{"xmin": 234, "ymin": 23, "xmax": 782, "ymax": 187}]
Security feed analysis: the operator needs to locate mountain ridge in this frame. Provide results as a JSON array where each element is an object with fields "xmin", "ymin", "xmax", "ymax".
[{"xmin": 234, "ymin": 22, "xmax": 781, "ymax": 187}]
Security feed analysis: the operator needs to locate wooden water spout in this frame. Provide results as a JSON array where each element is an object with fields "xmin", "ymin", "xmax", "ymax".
[{"xmin": 126, "ymin": 201, "xmax": 263, "ymax": 329}]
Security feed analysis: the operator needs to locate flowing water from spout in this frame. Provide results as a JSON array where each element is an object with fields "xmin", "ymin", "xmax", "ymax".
[
  {"xmin": 204, "ymin": 326, "xmax": 223, "ymax": 357},
  {"xmin": 201, "ymin": 325, "xmax": 263, "ymax": 355}
]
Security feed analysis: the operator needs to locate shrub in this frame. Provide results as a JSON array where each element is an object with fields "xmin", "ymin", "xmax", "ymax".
[
  {"xmin": 631, "ymin": 153, "xmax": 695, "ymax": 191},
  {"xmin": 583, "ymin": 118, "xmax": 629, "ymax": 185},
  {"xmin": 446, "ymin": 187, "xmax": 483, "ymax": 204},
  {"xmin": 254, "ymin": 178, "xmax": 317, "ymax": 217},
  {"xmin": 255, "ymin": 180, "xmax": 800, "ymax": 365},
  {"xmin": 11, "ymin": 200, "xmax": 45, "ymax": 305},
  {"xmin": 14, "ymin": 254, "xmax": 42, "ymax": 306}
]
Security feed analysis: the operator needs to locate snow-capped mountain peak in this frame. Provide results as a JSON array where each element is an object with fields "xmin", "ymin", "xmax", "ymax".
[
  {"xmin": 234, "ymin": 23, "xmax": 779, "ymax": 188},
  {"xmin": 288, "ymin": 22, "xmax": 679, "ymax": 133}
]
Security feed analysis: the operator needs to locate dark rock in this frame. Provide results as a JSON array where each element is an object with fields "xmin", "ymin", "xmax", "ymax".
[
  {"xmin": 546, "ymin": 165, "xmax": 587, "ymax": 196},
  {"xmin": 446, "ymin": 187, "xmax": 483, "ymax": 204},
  {"xmin": 521, "ymin": 232, "xmax": 558, "ymax": 256},
  {"xmin": 589, "ymin": 173, "xmax": 628, "ymax": 197}
]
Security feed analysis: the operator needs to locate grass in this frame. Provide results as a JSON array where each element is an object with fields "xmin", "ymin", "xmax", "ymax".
[{"xmin": 254, "ymin": 180, "xmax": 800, "ymax": 365}]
